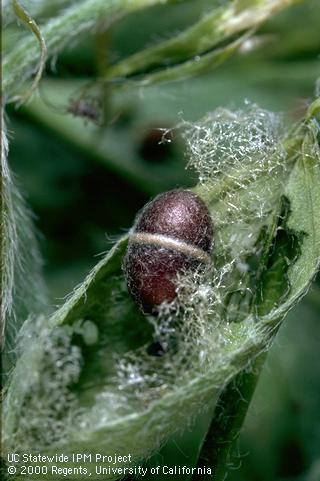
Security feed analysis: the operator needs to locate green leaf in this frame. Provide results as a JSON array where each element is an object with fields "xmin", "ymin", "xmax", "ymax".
[
  {"xmin": 255, "ymin": 196, "xmax": 303, "ymax": 316},
  {"xmin": 265, "ymin": 116, "xmax": 320, "ymax": 319},
  {"xmin": 2, "ymin": 100, "xmax": 319, "ymax": 480}
]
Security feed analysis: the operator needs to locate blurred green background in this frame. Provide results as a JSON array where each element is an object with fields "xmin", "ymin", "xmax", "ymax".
[{"xmin": 6, "ymin": 0, "xmax": 320, "ymax": 480}]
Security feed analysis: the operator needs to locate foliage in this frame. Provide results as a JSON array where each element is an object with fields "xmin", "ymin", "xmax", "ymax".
[{"xmin": 1, "ymin": 1, "xmax": 320, "ymax": 480}]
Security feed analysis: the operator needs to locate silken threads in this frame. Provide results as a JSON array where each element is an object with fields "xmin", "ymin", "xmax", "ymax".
[{"xmin": 124, "ymin": 189, "xmax": 213, "ymax": 314}]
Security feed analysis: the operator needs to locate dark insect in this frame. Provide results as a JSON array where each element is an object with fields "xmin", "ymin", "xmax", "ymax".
[
  {"xmin": 124, "ymin": 189, "xmax": 213, "ymax": 314},
  {"xmin": 67, "ymin": 98, "xmax": 101, "ymax": 124}
]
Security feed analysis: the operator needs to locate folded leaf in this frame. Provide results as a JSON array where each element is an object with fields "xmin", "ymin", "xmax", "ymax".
[{"xmin": 3, "ymin": 101, "xmax": 319, "ymax": 480}]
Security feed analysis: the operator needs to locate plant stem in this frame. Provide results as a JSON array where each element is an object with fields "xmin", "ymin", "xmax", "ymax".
[
  {"xmin": 105, "ymin": 6, "xmax": 226, "ymax": 78},
  {"xmin": 11, "ymin": 0, "xmax": 47, "ymax": 103},
  {"xmin": 105, "ymin": 0, "xmax": 301, "ymax": 80},
  {"xmin": 193, "ymin": 353, "xmax": 266, "ymax": 481},
  {"xmin": 114, "ymin": 33, "xmax": 249, "ymax": 89}
]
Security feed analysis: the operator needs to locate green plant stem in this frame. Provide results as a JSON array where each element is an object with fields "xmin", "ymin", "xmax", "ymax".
[
  {"xmin": 11, "ymin": 0, "xmax": 47, "ymax": 103},
  {"xmin": 112, "ymin": 33, "xmax": 249, "ymax": 89},
  {"xmin": 105, "ymin": 6, "xmax": 227, "ymax": 79},
  {"xmin": 3, "ymin": 0, "xmax": 175, "ymax": 100},
  {"xmin": 4, "ymin": 0, "xmax": 73, "ymax": 24},
  {"xmin": 105, "ymin": 0, "xmax": 301, "ymax": 80},
  {"xmin": 193, "ymin": 352, "xmax": 267, "ymax": 481}
]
